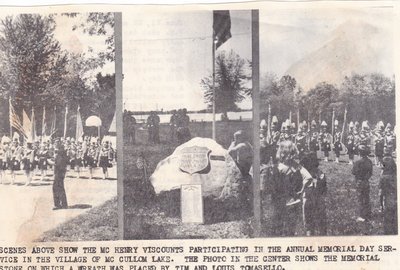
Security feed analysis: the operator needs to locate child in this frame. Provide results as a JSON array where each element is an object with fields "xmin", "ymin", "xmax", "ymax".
[
  {"xmin": 300, "ymin": 151, "xmax": 327, "ymax": 236},
  {"xmin": 352, "ymin": 145, "xmax": 373, "ymax": 222},
  {"xmin": 269, "ymin": 140, "xmax": 313, "ymax": 236}
]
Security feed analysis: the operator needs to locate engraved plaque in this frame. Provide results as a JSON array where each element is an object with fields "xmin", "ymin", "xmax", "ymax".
[{"xmin": 179, "ymin": 146, "xmax": 211, "ymax": 175}]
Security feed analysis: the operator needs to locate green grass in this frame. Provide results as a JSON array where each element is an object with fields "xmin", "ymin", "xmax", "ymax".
[
  {"xmin": 124, "ymin": 121, "xmax": 391, "ymax": 239},
  {"xmin": 37, "ymin": 197, "xmax": 118, "ymax": 242}
]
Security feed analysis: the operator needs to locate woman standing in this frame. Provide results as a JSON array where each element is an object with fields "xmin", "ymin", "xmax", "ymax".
[
  {"xmin": 98, "ymin": 140, "xmax": 113, "ymax": 180},
  {"xmin": 22, "ymin": 141, "xmax": 35, "ymax": 186}
]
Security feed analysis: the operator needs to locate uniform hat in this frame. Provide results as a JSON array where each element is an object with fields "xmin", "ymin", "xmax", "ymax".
[
  {"xmin": 349, "ymin": 121, "xmax": 354, "ymax": 128},
  {"xmin": 321, "ymin": 121, "xmax": 327, "ymax": 127},
  {"xmin": 362, "ymin": 121, "xmax": 369, "ymax": 130},
  {"xmin": 386, "ymin": 123, "xmax": 392, "ymax": 129},
  {"xmin": 334, "ymin": 120, "xmax": 339, "ymax": 126},
  {"xmin": 260, "ymin": 119, "xmax": 267, "ymax": 129},
  {"xmin": 311, "ymin": 120, "xmax": 317, "ymax": 127},
  {"xmin": 272, "ymin": 116, "xmax": 278, "ymax": 123}
]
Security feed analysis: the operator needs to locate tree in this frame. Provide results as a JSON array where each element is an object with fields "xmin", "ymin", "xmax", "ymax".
[
  {"xmin": 0, "ymin": 14, "xmax": 68, "ymax": 109},
  {"xmin": 200, "ymin": 50, "xmax": 250, "ymax": 118},
  {"xmin": 63, "ymin": 12, "xmax": 115, "ymax": 66},
  {"xmin": 260, "ymin": 73, "xmax": 299, "ymax": 122},
  {"xmin": 304, "ymin": 82, "xmax": 339, "ymax": 124},
  {"xmin": 340, "ymin": 73, "xmax": 395, "ymax": 124}
]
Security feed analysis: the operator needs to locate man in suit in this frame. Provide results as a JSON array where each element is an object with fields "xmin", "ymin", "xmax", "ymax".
[{"xmin": 49, "ymin": 140, "xmax": 69, "ymax": 210}]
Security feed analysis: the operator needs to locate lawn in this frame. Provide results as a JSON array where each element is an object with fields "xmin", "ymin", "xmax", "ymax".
[
  {"xmin": 124, "ymin": 121, "xmax": 391, "ymax": 239},
  {"xmin": 37, "ymin": 197, "xmax": 118, "ymax": 242}
]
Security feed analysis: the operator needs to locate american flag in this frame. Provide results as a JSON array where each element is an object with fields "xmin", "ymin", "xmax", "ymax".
[{"xmin": 9, "ymin": 99, "xmax": 27, "ymax": 138}]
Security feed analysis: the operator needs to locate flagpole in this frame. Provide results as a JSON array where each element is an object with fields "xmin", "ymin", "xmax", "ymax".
[
  {"xmin": 64, "ymin": 105, "xmax": 68, "ymax": 138},
  {"xmin": 212, "ymin": 35, "xmax": 216, "ymax": 141},
  {"xmin": 251, "ymin": 9, "xmax": 261, "ymax": 237},
  {"xmin": 42, "ymin": 106, "xmax": 46, "ymax": 138},
  {"xmin": 9, "ymin": 97, "xmax": 12, "ymax": 137}
]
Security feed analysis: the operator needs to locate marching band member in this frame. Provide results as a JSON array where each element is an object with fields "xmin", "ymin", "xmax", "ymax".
[
  {"xmin": 295, "ymin": 121, "xmax": 308, "ymax": 159},
  {"xmin": 9, "ymin": 139, "xmax": 22, "ymax": 184},
  {"xmin": 319, "ymin": 121, "xmax": 332, "ymax": 162},
  {"xmin": 309, "ymin": 120, "xmax": 320, "ymax": 154},
  {"xmin": 22, "ymin": 141, "xmax": 35, "ymax": 186},
  {"xmin": 332, "ymin": 120, "xmax": 342, "ymax": 163},
  {"xmin": 384, "ymin": 123, "xmax": 396, "ymax": 156},
  {"xmin": 374, "ymin": 121, "xmax": 385, "ymax": 167},
  {"xmin": 75, "ymin": 139, "xmax": 84, "ymax": 179},
  {"xmin": 37, "ymin": 143, "xmax": 49, "ymax": 181},
  {"xmin": 85, "ymin": 139, "xmax": 99, "ymax": 180},
  {"xmin": 347, "ymin": 122, "xmax": 357, "ymax": 165},
  {"xmin": 98, "ymin": 140, "xmax": 114, "ymax": 180}
]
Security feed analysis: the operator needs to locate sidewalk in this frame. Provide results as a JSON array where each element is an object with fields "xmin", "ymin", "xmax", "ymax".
[{"xmin": 0, "ymin": 167, "xmax": 117, "ymax": 244}]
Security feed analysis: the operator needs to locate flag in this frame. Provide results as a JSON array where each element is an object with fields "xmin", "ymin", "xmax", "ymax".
[
  {"xmin": 76, "ymin": 106, "xmax": 84, "ymax": 141},
  {"xmin": 50, "ymin": 106, "xmax": 57, "ymax": 137},
  {"xmin": 42, "ymin": 106, "xmax": 47, "ymax": 137},
  {"xmin": 213, "ymin": 10, "xmax": 231, "ymax": 49},
  {"xmin": 23, "ymin": 109, "xmax": 31, "ymax": 138},
  {"xmin": 108, "ymin": 112, "xmax": 116, "ymax": 133},
  {"xmin": 9, "ymin": 99, "xmax": 27, "ymax": 138}
]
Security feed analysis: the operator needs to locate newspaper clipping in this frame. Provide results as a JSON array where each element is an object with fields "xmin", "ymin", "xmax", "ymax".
[{"xmin": 0, "ymin": 1, "xmax": 398, "ymax": 270}]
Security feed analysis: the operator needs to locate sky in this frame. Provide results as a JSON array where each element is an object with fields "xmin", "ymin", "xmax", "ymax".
[
  {"xmin": 122, "ymin": 10, "xmax": 252, "ymax": 112},
  {"xmin": 259, "ymin": 6, "xmax": 394, "ymax": 78}
]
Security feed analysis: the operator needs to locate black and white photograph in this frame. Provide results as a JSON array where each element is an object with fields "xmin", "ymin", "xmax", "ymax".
[
  {"xmin": 259, "ymin": 6, "xmax": 397, "ymax": 237},
  {"xmin": 122, "ymin": 10, "xmax": 258, "ymax": 239},
  {"xmin": 0, "ymin": 12, "xmax": 118, "ymax": 243}
]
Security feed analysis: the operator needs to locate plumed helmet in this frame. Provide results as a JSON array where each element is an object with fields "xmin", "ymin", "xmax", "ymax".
[{"xmin": 321, "ymin": 121, "xmax": 327, "ymax": 127}]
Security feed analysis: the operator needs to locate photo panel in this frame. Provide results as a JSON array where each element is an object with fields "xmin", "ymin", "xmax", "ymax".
[
  {"xmin": 258, "ymin": 6, "xmax": 396, "ymax": 237},
  {"xmin": 122, "ymin": 9, "xmax": 258, "ymax": 239},
  {"xmin": 0, "ymin": 12, "xmax": 119, "ymax": 243}
]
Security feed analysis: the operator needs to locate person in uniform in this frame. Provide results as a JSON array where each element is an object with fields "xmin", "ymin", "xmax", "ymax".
[
  {"xmin": 75, "ymin": 140, "xmax": 84, "ymax": 179},
  {"xmin": 332, "ymin": 120, "xmax": 342, "ymax": 163},
  {"xmin": 228, "ymin": 130, "xmax": 254, "ymax": 215},
  {"xmin": 279, "ymin": 119, "xmax": 291, "ymax": 142},
  {"xmin": 295, "ymin": 121, "xmax": 308, "ymax": 159},
  {"xmin": 98, "ymin": 140, "xmax": 113, "ymax": 180},
  {"xmin": 169, "ymin": 110, "xmax": 178, "ymax": 142},
  {"xmin": 260, "ymin": 116, "xmax": 280, "ymax": 165},
  {"xmin": 85, "ymin": 140, "xmax": 99, "ymax": 179},
  {"xmin": 48, "ymin": 142, "xmax": 68, "ymax": 210},
  {"xmin": 176, "ymin": 108, "xmax": 191, "ymax": 144},
  {"xmin": 9, "ymin": 139, "xmax": 22, "ymax": 184},
  {"xmin": 290, "ymin": 122, "xmax": 297, "ymax": 143},
  {"xmin": 22, "ymin": 141, "xmax": 35, "ymax": 186},
  {"xmin": 268, "ymin": 140, "xmax": 313, "ymax": 236},
  {"xmin": 37, "ymin": 143, "xmax": 49, "ymax": 181},
  {"xmin": 319, "ymin": 121, "xmax": 332, "ymax": 162},
  {"xmin": 374, "ymin": 121, "xmax": 385, "ymax": 167},
  {"xmin": 379, "ymin": 148, "xmax": 397, "ymax": 234},
  {"xmin": 359, "ymin": 121, "xmax": 371, "ymax": 148},
  {"xmin": 346, "ymin": 122, "xmax": 357, "ymax": 165},
  {"xmin": 0, "ymin": 136, "xmax": 10, "ymax": 184},
  {"xmin": 352, "ymin": 145, "xmax": 373, "ymax": 222},
  {"xmin": 300, "ymin": 151, "xmax": 327, "ymax": 236},
  {"xmin": 308, "ymin": 120, "xmax": 320, "ymax": 154},
  {"xmin": 384, "ymin": 123, "xmax": 396, "ymax": 156}
]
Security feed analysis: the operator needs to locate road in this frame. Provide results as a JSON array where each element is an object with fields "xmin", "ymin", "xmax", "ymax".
[{"xmin": 0, "ymin": 166, "xmax": 117, "ymax": 244}]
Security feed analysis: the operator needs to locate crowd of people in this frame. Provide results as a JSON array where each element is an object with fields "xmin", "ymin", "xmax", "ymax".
[
  {"xmin": 260, "ymin": 116, "xmax": 397, "ymax": 236},
  {"xmin": 0, "ymin": 135, "xmax": 116, "ymax": 186},
  {"xmin": 123, "ymin": 108, "xmax": 192, "ymax": 144}
]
